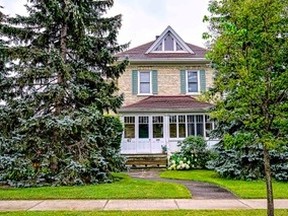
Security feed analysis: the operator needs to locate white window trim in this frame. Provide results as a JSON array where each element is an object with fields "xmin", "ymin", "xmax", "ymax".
[
  {"xmin": 151, "ymin": 35, "xmax": 189, "ymax": 53},
  {"xmin": 138, "ymin": 71, "xmax": 153, "ymax": 95},
  {"xmin": 168, "ymin": 114, "xmax": 213, "ymax": 140},
  {"xmin": 152, "ymin": 50, "xmax": 188, "ymax": 53},
  {"xmin": 186, "ymin": 70, "xmax": 201, "ymax": 95}
]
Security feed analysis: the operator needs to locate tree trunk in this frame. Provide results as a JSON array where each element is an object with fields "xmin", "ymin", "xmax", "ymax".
[
  {"xmin": 55, "ymin": 21, "xmax": 68, "ymax": 115},
  {"xmin": 263, "ymin": 145, "xmax": 274, "ymax": 216}
]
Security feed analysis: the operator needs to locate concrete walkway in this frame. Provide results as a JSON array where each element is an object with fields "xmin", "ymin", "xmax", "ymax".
[
  {"xmin": 127, "ymin": 170, "xmax": 237, "ymax": 199},
  {"xmin": 0, "ymin": 199, "xmax": 288, "ymax": 211}
]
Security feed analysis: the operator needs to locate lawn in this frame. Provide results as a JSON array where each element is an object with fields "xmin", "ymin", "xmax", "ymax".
[
  {"xmin": 160, "ymin": 170, "xmax": 288, "ymax": 199},
  {"xmin": 0, "ymin": 173, "xmax": 190, "ymax": 200},
  {"xmin": 0, "ymin": 210, "xmax": 288, "ymax": 216}
]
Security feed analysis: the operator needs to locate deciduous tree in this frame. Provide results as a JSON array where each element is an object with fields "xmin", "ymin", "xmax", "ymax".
[{"xmin": 204, "ymin": 0, "xmax": 288, "ymax": 215}]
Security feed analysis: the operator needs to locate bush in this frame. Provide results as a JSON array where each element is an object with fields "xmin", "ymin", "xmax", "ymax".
[
  {"xmin": 0, "ymin": 110, "xmax": 126, "ymax": 187},
  {"xmin": 168, "ymin": 136, "xmax": 212, "ymax": 170},
  {"xmin": 208, "ymin": 142, "xmax": 288, "ymax": 181}
]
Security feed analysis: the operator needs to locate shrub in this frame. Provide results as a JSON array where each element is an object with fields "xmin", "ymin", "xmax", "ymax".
[
  {"xmin": 168, "ymin": 136, "xmax": 212, "ymax": 170},
  {"xmin": 0, "ymin": 110, "xmax": 126, "ymax": 187},
  {"xmin": 209, "ymin": 142, "xmax": 288, "ymax": 181}
]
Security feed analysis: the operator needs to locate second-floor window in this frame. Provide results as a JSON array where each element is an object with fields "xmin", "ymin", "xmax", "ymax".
[
  {"xmin": 139, "ymin": 71, "xmax": 151, "ymax": 94},
  {"xmin": 132, "ymin": 70, "xmax": 158, "ymax": 95},
  {"xmin": 180, "ymin": 69, "xmax": 206, "ymax": 94},
  {"xmin": 187, "ymin": 71, "xmax": 199, "ymax": 93}
]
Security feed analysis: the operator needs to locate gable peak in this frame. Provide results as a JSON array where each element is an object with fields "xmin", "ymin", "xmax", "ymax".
[{"xmin": 145, "ymin": 26, "xmax": 195, "ymax": 54}]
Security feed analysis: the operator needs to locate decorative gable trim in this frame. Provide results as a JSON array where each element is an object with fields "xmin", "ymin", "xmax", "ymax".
[{"xmin": 145, "ymin": 26, "xmax": 195, "ymax": 54}]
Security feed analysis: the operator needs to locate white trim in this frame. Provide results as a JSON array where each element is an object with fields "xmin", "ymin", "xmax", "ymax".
[
  {"xmin": 151, "ymin": 50, "xmax": 189, "ymax": 54},
  {"xmin": 123, "ymin": 58, "xmax": 209, "ymax": 64},
  {"xmin": 186, "ymin": 70, "xmax": 200, "ymax": 94},
  {"xmin": 167, "ymin": 114, "xmax": 211, "ymax": 139},
  {"xmin": 145, "ymin": 26, "xmax": 195, "ymax": 54},
  {"xmin": 120, "ymin": 113, "xmax": 215, "ymax": 154},
  {"xmin": 137, "ymin": 70, "xmax": 152, "ymax": 95}
]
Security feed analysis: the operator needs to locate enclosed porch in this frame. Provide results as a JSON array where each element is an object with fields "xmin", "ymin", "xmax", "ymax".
[{"xmin": 119, "ymin": 96, "xmax": 217, "ymax": 155}]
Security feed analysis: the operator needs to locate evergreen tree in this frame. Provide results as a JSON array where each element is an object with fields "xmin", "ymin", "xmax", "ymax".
[
  {"xmin": 0, "ymin": 0, "xmax": 128, "ymax": 187},
  {"xmin": 204, "ymin": 0, "xmax": 288, "ymax": 215}
]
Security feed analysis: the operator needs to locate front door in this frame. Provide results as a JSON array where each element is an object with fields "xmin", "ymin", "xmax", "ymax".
[
  {"xmin": 137, "ymin": 115, "xmax": 165, "ymax": 153},
  {"xmin": 151, "ymin": 116, "xmax": 165, "ymax": 153},
  {"xmin": 121, "ymin": 115, "xmax": 166, "ymax": 154},
  {"xmin": 137, "ymin": 116, "xmax": 151, "ymax": 153}
]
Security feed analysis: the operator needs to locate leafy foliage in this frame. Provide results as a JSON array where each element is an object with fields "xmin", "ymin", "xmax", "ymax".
[
  {"xmin": 0, "ymin": 1, "xmax": 128, "ymax": 187},
  {"xmin": 0, "ymin": 111, "xmax": 126, "ymax": 187},
  {"xmin": 209, "ymin": 142, "xmax": 288, "ymax": 181},
  {"xmin": 168, "ymin": 136, "xmax": 211, "ymax": 170},
  {"xmin": 204, "ymin": 0, "xmax": 288, "ymax": 214}
]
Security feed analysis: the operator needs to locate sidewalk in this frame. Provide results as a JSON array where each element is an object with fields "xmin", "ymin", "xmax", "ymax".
[{"xmin": 0, "ymin": 199, "xmax": 288, "ymax": 211}]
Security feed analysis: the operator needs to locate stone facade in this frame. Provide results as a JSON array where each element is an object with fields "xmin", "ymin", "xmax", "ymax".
[{"xmin": 118, "ymin": 63, "xmax": 214, "ymax": 106}]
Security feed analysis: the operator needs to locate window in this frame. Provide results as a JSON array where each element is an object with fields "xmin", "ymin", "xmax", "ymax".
[
  {"xmin": 151, "ymin": 32, "xmax": 187, "ymax": 53},
  {"xmin": 180, "ymin": 70, "xmax": 206, "ymax": 94},
  {"xmin": 139, "ymin": 71, "xmax": 151, "ymax": 94},
  {"xmin": 132, "ymin": 70, "xmax": 158, "ymax": 95},
  {"xmin": 124, "ymin": 117, "xmax": 135, "ymax": 138},
  {"xmin": 169, "ymin": 115, "xmax": 186, "ymax": 138},
  {"xmin": 164, "ymin": 34, "xmax": 174, "ymax": 51},
  {"xmin": 169, "ymin": 114, "xmax": 214, "ymax": 139},
  {"xmin": 153, "ymin": 116, "xmax": 163, "ymax": 138},
  {"xmin": 187, "ymin": 71, "xmax": 199, "ymax": 93},
  {"xmin": 139, "ymin": 116, "xmax": 149, "ymax": 138},
  {"xmin": 196, "ymin": 115, "xmax": 204, "ymax": 136},
  {"xmin": 169, "ymin": 116, "xmax": 177, "ymax": 138},
  {"xmin": 205, "ymin": 115, "xmax": 214, "ymax": 137},
  {"xmin": 178, "ymin": 115, "xmax": 186, "ymax": 138},
  {"xmin": 176, "ymin": 42, "xmax": 183, "ymax": 51},
  {"xmin": 155, "ymin": 42, "xmax": 163, "ymax": 51},
  {"xmin": 187, "ymin": 115, "xmax": 195, "ymax": 136}
]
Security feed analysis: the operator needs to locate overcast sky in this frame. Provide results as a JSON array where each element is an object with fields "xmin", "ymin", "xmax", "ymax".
[{"xmin": 0, "ymin": 0, "xmax": 210, "ymax": 48}]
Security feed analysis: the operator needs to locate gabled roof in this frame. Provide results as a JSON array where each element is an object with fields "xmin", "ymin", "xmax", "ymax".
[
  {"xmin": 145, "ymin": 26, "xmax": 194, "ymax": 54},
  {"xmin": 116, "ymin": 26, "xmax": 208, "ymax": 63},
  {"xmin": 119, "ymin": 96, "xmax": 213, "ymax": 113}
]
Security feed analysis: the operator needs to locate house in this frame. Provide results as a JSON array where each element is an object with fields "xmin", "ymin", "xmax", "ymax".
[{"xmin": 116, "ymin": 26, "xmax": 216, "ymax": 158}]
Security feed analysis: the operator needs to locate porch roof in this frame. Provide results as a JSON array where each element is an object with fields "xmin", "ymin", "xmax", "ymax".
[{"xmin": 119, "ymin": 96, "xmax": 213, "ymax": 113}]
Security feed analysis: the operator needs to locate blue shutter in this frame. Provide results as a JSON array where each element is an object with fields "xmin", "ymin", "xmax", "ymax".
[
  {"xmin": 152, "ymin": 70, "xmax": 158, "ymax": 94},
  {"xmin": 180, "ymin": 70, "xmax": 186, "ymax": 94},
  {"xmin": 200, "ymin": 70, "xmax": 206, "ymax": 92},
  {"xmin": 132, "ymin": 70, "xmax": 138, "ymax": 95}
]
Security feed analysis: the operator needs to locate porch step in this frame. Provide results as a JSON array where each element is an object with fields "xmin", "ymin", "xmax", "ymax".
[{"xmin": 123, "ymin": 154, "xmax": 168, "ymax": 169}]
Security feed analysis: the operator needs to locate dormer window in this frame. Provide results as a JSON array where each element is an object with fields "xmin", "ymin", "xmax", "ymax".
[
  {"xmin": 151, "ymin": 31, "xmax": 187, "ymax": 53},
  {"xmin": 164, "ymin": 33, "xmax": 174, "ymax": 51},
  {"xmin": 145, "ymin": 26, "xmax": 195, "ymax": 54},
  {"xmin": 155, "ymin": 42, "xmax": 163, "ymax": 51},
  {"xmin": 176, "ymin": 42, "xmax": 184, "ymax": 51}
]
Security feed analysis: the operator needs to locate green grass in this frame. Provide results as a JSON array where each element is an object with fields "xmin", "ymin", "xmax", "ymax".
[
  {"xmin": 0, "ymin": 173, "xmax": 190, "ymax": 200},
  {"xmin": 160, "ymin": 170, "xmax": 288, "ymax": 199},
  {"xmin": 0, "ymin": 210, "xmax": 288, "ymax": 216}
]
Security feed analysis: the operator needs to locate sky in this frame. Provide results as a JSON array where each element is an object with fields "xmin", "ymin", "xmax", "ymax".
[{"xmin": 0, "ymin": 0, "xmax": 210, "ymax": 48}]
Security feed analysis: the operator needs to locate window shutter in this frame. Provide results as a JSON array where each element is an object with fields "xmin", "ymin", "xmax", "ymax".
[
  {"xmin": 132, "ymin": 70, "xmax": 138, "ymax": 95},
  {"xmin": 200, "ymin": 70, "xmax": 206, "ymax": 92},
  {"xmin": 180, "ymin": 70, "xmax": 186, "ymax": 94},
  {"xmin": 152, "ymin": 70, "xmax": 158, "ymax": 94}
]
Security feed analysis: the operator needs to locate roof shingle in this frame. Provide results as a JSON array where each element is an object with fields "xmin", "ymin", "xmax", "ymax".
[
  {"xmin": 116, "ymin": 41, "xmax": 207, "ymax": 61},
  {"xmin": 119, "ymin": 96, "xmax": 213, "ymax": 113}
]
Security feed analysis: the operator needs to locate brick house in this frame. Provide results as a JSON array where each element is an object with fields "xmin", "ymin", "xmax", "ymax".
[{"xmin": 116, "ymin": 26, "xmax": 216, "ymax": 156}]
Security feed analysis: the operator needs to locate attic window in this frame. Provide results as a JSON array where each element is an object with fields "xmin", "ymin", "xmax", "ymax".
[
  {"xmin": 164, "ymin": 34, "xmax": 174, "ymax": 51},
  {"xmin": 155, "ymin": 42, "xmax": 163, "ymax": 51},
  {"xmin": 145, "ymin": 26, "xmax": 195, "ymax": 54},
  {"xmin": 176, "ymin": 42, "xmax": 183, "ymax": 51},
  {"xmin": 151, "ymin": 31, "xmax": 187, "ymax": 53}
]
